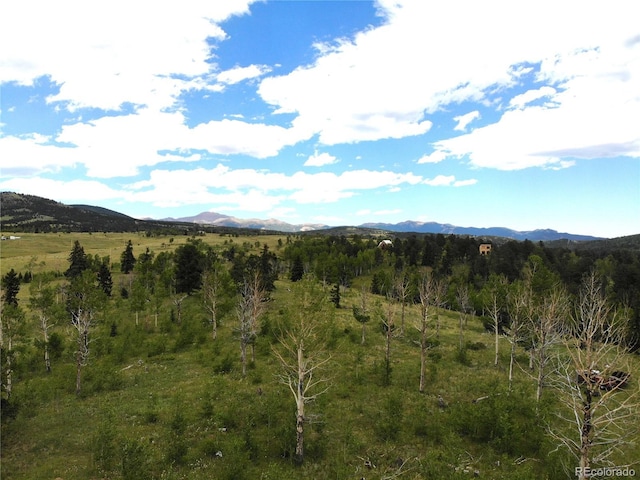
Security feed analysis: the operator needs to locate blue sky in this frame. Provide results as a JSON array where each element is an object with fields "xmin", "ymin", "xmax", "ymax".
[{"xmin": 1, "ymin": 0, "xmax": 639, "ymax": 238}]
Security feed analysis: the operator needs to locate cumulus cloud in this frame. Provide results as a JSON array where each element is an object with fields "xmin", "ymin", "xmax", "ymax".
[
  {"xmin": 0, "ymin": 1, "xmax": 256, "ymax": 110},
  {"xmin": 509, "ymin": 86, "xmax": 557, "ymax": 110},
  {"xmin": 0, "ymin": 177, "xmax": 124, "ymax": 203},
  {"xmin": 123, "ymin": 164, "xmax": 424, "ymax": 210},
  {"xmin": 423, "ymin": 175, "xmax": 477, "ymax": 187},
  {"xmin": 453, "ymin": 111, "xmax": 481, "ymax": 131},
  {"xmin": 217, "ymin": 64, "xmax": 272, "ymax": 85},
  {"xmin": 416, "ymin": 151, "xmax": 448, "ymax": 164},
  {"xmin": 259, "ymin": 1, "xmax": 640, "ymax": 167},
  {"xmin": 304, "ymin": 151, "xmax": 338, "ymax": 167}
]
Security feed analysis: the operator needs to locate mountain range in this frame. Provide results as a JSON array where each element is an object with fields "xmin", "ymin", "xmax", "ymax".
[
  {"xmin": 165, "ymin": 211, "xmax": 602, "ymax": 242},
  {"xmin": 0, "ymin": 191, "xmax": 609, "ymax": 242}
]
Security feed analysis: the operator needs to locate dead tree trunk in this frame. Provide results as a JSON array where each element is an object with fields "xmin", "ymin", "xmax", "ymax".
[
  {"xmin": 549, "ymin": 271, "xmax": 640, "ymax": 475},
  {"xmin": 272, "ymin": 282, "xmax": 331, "ymax": 465},
  {"xmin": 417, "ymin": 272, "xmax": 433, "ymax": 393}
]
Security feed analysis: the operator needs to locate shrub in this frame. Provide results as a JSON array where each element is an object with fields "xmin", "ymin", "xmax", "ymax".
[
  {"xmin": 92, "ymin": 413, "xmax": 118, "ymax": 475},
  {"xmin": 121, "ymin": 439, "xmax": 152, "ymax": 480}
]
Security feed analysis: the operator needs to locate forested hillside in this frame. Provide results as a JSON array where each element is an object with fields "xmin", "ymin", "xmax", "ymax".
[{"xmin": 1, "ymin": 231, "xmax": 639, "ymax": 479}]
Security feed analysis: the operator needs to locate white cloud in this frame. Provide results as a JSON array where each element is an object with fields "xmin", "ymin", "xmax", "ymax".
[
  {"xmin": 453, "ymin": 111, "xmax": 480, "ymax": 132},
  {"xmin": 423, "ymin": 175, "xmax": 455, "ymax": 186},
  {"xmin": 0, "ymin": 177, "xmax": 124, "ymax": 203},
  {"xmin": 0, "ymin": 1, "xmax": 257, "ymax": 110},
  {"xmin": 304, "ymin": 151, "xmax": 338, "ymax": 167},
  {"xmin": 509, "ymin": 86, "xmax": 557, "ymax": 110},
  {"xmin": 125, "ymin": 164, "xmax": 423, "ymax": 209},
  {"xmin": 217, "ymin": 64, "xmax": 271, "ymax": 85},
  {"xmin": 0, "ymin": 107, "xmax": 308, "ymax": 178},
  {"xmin": 259, "ymin": 0, "xmax": 640, "ymax": 164},
  {"xmin": 423, "ymin": 175, "xmax": 477, "ymax": 187},
  {"xmin": 453, "ymin": 179, "xmax": 478, "ymax": 187},
  {"xmin": 416, "ymin": 151, "xmax": 448, "ymax": 164}
]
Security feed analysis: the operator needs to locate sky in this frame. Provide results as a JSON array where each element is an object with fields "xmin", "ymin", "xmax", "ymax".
[{"xmin": 1, "ymin": 0, "xmax": 639, "ymax": 238}]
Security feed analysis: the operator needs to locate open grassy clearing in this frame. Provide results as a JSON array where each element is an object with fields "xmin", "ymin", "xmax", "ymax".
[{"xmin": 0, "ymin": 231, "xmax": 286, "ymax": 276}]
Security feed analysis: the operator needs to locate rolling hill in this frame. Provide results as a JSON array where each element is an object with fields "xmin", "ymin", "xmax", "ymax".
[{"xmin": 3, "ymin": 192, "xmax": 637, "ymax": 249}]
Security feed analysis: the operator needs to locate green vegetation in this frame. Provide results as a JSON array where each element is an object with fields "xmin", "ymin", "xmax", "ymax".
[{"xmin": 1, "ymin": 231, "xmax": 639, "ymax": 479}]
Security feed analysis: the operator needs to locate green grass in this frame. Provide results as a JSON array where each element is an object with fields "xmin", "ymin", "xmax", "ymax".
[
  {"xmin": 2, "ymin": 234, "xmax": 639, "ymax": 479},
  {"xmin": 0, "ymin": 231, "xmax": 286, "ymax": 276}
]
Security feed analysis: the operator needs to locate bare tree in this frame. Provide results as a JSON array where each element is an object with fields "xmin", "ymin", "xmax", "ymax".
[
  {"xmin": 530, "ymin": 285, "xmax": 568, "ymax": 403},
  {"xmin": 29, "ymin": 274, "xmax": 60, "ymax": 373},
  {"xmin": 417, "ymin": 272, "xmax": 434, "ymax": 393},
  {"xmin": 272, "ymin": 281, "xmax": 331, "ymax": 464},
  {"xmin": 394, "ymin": 271, "xmax": 410, "ymax": 336},
  {"xmin": 506, "ymin": 280, "xmax": 532, "ymax": 392},
  {"xmin": 432, "ymin": 277, "xmax": 447, "ymax": 339},
  {"xmin": 202, "ymin": 261, "xmax": 232, "ymax": 341},
  {"xmin": 484, "ymin": 275, "xmax": 508, "ymax": 366},
  {"xmin": 549, "ymin": 271, "xmax": 640, "ymax": 478},
  {"xmin": 456, "ymin": 284, "xmax": 470, "ymax": 352},
  {"xmin": 0, "ymin": 304, "xmax": 23, "ymax": 401},
  {"xmin": 380, "ymin": 296, "xmax": 396, "ymax": 386},
  {"xmin": 352, "ymin": 285, "xmax": 371, "ymax": 345},
  {"xmin": 237, "ymin": 271, "xmax": 265, "ymax": 376},
  {"xmin": 67, "ymin": 270, "xmax": 105, "ymax": 396},
  {"xmin": 172, "ymin": 293, "xmax": 188, "ymax": 325}
]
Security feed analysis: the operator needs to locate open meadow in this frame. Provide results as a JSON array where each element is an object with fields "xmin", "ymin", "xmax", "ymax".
[{"xmin": 1, "ymin": 232, "xmax": 639, "ymax": 479}]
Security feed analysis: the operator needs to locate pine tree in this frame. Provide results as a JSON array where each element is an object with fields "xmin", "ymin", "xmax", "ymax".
[
  {"xmin": 97, "ymin": 259, "xmax": 113, "ymax": 296},
  {"xmin": 120, "ymin": 240, "xmax": 136, "ymax": 274},
  {"xmin": 290, "ymin": 255, "xmax": 304, "ymax": 282},
  {"xmin": 65, "ymin": 240, "xmax": 89, "ymax": 279},
  {"xmin": 1, "ymin": 269, "xmax": 20, "ymax": 307},
  {"xmin": 174, "ymin": 241, "xmax": 204, "ymax": 294},
  {"xmin": 330, "ymin": 283, "xmax": 340, "ymax": 308}
]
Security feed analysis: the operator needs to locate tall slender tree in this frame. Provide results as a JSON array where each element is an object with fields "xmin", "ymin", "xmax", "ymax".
[
  {"xmin": 272, "ymin": 280, "xmax": 331, "ymax": 464},
  {"xmin": 417, "ymin": 271, "xmax": 434, "ymax": 393},
  {"xmin": 97, "ymin": 258, "xmax": 113, "ymax": 297},
  {"xmin": 29, "ymin": 274, "xmax": 62, "ymax": 373},
  {"xmin": 202, "ymin": 259, "xmax": 234, "ymax": 341},
  {"xmin": 120, "ymin": 239, "xmax": 136, "ymax": 274},
  {"xmin": 67, "ymin": 270, "xmax": 105, "ymax": 395}
]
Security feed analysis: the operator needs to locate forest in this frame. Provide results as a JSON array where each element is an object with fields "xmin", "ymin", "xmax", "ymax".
[{"xmin": 1, "ymin": 230, "xmax": 639, "ymax": 479}]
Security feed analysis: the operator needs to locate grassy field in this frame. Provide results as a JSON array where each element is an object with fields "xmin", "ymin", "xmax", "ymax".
[
  {"xmin": 1, "ymin": 233, "xmax": 639, "ymax": 479},
  {"xmin": 0, "ymin": 231, "xmax": 286, "ymax": 276}
]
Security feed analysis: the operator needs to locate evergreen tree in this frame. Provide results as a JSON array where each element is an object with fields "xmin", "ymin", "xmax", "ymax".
[
  {"xmin": 1, "ymin": 269, "xmax": 20, "ymax": 307},
  {"xmin": 290, "ymin": 255, "xmax": 304, "ymax": 282},
  {"xmin": 330, "ymin": 283, "xmax": 341, "ymax": 308},
  {"xmin": 259, "ymin": 244, "xmax": 277, "ymax": 291},
  {"xmin": 97, "ymin": 259, "xmax": 113, "ymax": 296},
  {"xmin": 120, "ymin": 240, "xmax": 136, "ymax": 274},
  {"xmin": 65, "ymin": 240, "xmax": 89, "ymax": 279},
  {"xmin": 174, "ymin": 241, "xmax": 204, "ymax": 294}
]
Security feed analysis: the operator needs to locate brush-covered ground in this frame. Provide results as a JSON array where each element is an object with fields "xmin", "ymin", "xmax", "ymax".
[{"xmin": 1, "ymin": 232, "xmax": 639, "ymax": 480}]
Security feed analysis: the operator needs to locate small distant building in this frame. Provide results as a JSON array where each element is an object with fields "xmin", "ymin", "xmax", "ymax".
[
  {"xmin": 479, "ymin": 243, "xmax": 492, "ymax": 255},
  {"xmin": 378, "ymin": 239, "xmax": 393, "ymax": 250}
]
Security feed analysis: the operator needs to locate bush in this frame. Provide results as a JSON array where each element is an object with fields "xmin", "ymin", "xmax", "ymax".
[
  {"xmin": 92, "ymin": 413, "xmax": 118, "ymax": 475},
  {"xmin": 466, "ymin": 341, "xmax": 486, "ymax": 351},
  {"xmin": 121, "ymin": 439, "xmax": 152, "ymax": 480},
  {"xmin": 374, "ymin": 393, "xmax": 403, "ymax": 442},
  {"xmin": 452, "ymin": 386, "xmax": 545, "ymax": 457}
]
